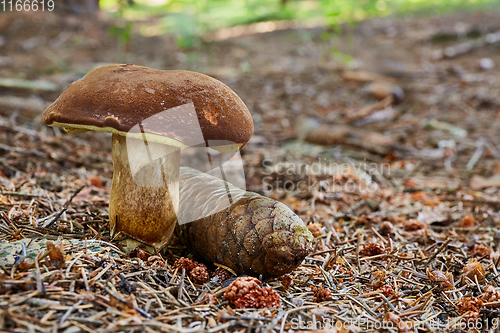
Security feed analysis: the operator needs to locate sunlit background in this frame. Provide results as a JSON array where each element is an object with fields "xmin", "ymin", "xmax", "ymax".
[{"xmin": 98, "ymin": 0, "xmax": 499, "ymax": 49}]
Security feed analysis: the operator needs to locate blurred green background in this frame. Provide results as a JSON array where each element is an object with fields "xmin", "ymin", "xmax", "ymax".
[{"xmin": 99, "ymin": 0, "xmax": 499, "ymax": 49}]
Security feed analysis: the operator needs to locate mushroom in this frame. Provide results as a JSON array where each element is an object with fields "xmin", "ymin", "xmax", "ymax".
[{"xmin": 42, "ymin": 64, "xmax": 253, "ymax": 251}]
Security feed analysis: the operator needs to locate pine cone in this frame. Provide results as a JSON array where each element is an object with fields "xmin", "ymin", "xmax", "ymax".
[
  {"xmin": 457, "ymin": 297, "xmax": 483, "ymax": 322},
  {"xmin": 190, "ymin": 266, "xmax": 209, "ymax": 284},
  {"xmin": 481, "ymin": 285, "xmax": 500, "ymax": 303},
  {"xmin": 307, "ymin": 223, "xmax": 323, "ymax": 238},
  {"xmin": 402, "ymin": 219, "xmax": 426, "ymax": 231},
  {"xmin": 173, "ymin": 257, "xmax": 209, "ymax": 284},
  {"xmin": 360, "ymin": 243, "xmax": 385, "ymax": 257},
  {"xmin": 174, "ymin": 257, "xmax": 197, "ymax": 272},
  {"xmin": 312, "ymin": 285, "xmax": 333, "ymax": 302},
  {"xmin": 214, "ymin": 267, "xmax": 232, "ymax": 282},
  {"xmin": 176, "ymin": 167, "xmax": 313, "ymax": 278},
  {"xmin": 224, "ymin": 276, "xmax": 280, "ymax": 308}
]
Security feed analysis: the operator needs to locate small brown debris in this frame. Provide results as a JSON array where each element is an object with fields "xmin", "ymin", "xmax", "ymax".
[
  {"xmin": 109, "ymin": 292, "xmax": 135, "ymax": 312},
  {"xmin": 370, "ymin": 269, "xmax": 387, "ymax": 288},
  {"xmin": 360, "ymin": 243, "xmax": 385, "ymax": 257},
  {"xmin": 471, "ymin": 244, "xmax": 492, "ymax": 257},
  {"xmin": 311, "ymin": 285, "xmax": 333, "ymax": 302},
  {"xmin": 130, "ymin": 247, "xmax": 150, "ymax": 261},
  {"xmin": 89, "ymin": 176, "xmax": 104, "ymax": 188},
  {"xmin": 147, "ymin": 255, "xmax": 165, "ymax": 268},
  {"xmin": 46, "ymin": 241, "xmax": 65, "ymax": 269},
  {"xmin": 378, "ymin": 284, "xmax": 397, "ymax": 298},
  {"xmin": 461, "ymin": 215, "xmax": 477, "ymax": 228},
  {"xmin": 426, "ymin": 268, "xmax": 454, "ymax": 290},
  {"xmin": 470, "ymin": 174, "xmax": 500, "ymax": 190},
  {"xmin": 281, "ymin": 274, "xmax": 293, "ymax": 290},
  {"xmin": 462, "ymin": 259, "xmax": 485, "ymax": 283},
  {"xmin": 307, "ymin": 222, "xmax": 323, "ymax": 238},
  {"xmin": 456, "ymin": 297, "xmax": 483, "ymax": 322},
  {"xmin": 213, "ymin": 267, "xmax": 231, "ymax": 282},
  {"xmin": 353, "ymin": 214, "xmax": 381, "ymax": 227},
  {"xmin": 224, "ymin": 276, "xmax": 281, "ymax": 308},
  {"xmin": 411, "ymin": 191, "xmax": 440, "ymax": 206},
  {"xmin": 379, "ymin": 221, "xmax": 394, "ymax": 236},
  {"xmin": 216, "ymin": 309, "xmax": 236, "ymax": 323},
  {"xmin": 174, "ymin": 257, "xmax": 209, "ymax": 284},
  {"xmin": 403, "ymin": 179, "xmax": 418, "ymax": 188},
  {"xmin": 385, "ymin": 312, "xmax": 410, "ymax": 332},
  {"xmin": 353, "ymin": 214, "xmax": 369, "ymax": 227},
  {"xmin": 199, "ymin": 293, "xmax": 217, "ymax": 305},
  {"xmin": 342, "ymin": 70, "xmax": 393, "ymax": 83},
  {"xmin": 481, "ymin": 285, "xmax": 500, "ymax": 303},
  {"xmin": 365, "ymin": 81, "xmax": 404, "ymax": 102},
  {"xmin": 402, "ymin": 219, "xmax": 426, "ymax": 231},
  {"xmin": 491, "ymin": 250, "xmax": 500, "ymax": 263},
  {"xmin": 18, "ymin": 260, "xmax": 32, "ymax": 270}
]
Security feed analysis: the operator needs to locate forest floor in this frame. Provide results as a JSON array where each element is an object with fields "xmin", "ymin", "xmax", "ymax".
[{"xmin": 1, "ymin": 8, "xmax": 500, "ymax": 332}]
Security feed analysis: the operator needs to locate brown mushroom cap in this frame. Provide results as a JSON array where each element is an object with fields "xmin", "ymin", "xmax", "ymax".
[{"xmin": 42, "ymin": 64, "xmax": 253, "ymax": 148}]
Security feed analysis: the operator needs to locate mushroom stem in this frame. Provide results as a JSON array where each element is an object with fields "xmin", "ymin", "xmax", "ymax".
[{"xmin": 109, "ymin": 133, "xmax": 180, "ymax": 251}]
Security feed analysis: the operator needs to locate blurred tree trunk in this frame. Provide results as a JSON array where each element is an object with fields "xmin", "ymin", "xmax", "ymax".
[{"xmin": 54, "ymin": 0, "xmax": 100, "ymax": 16}]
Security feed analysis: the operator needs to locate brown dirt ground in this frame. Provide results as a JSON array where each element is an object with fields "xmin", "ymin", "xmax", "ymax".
[{"xmin": 0, "ymin": 8, "xmax": 500, "ymax": 332}]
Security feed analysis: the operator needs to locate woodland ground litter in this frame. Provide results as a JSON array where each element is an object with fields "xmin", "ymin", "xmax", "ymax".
[{"xmin": 0, "ymin": 9, "xmax": 500, "ymax": 332}]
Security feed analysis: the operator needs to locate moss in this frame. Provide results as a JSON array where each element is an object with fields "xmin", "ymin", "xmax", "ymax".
[{"xmin": 293, "ymin": 225, "xmax": 314, "ymax": 246}]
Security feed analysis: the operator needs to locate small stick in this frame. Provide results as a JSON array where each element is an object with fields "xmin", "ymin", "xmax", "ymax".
[
  {"xmin": 60, "ymin": 300, "xmax": 83, "ymax": 324},
  {"xmin": 43, "ymin": 185, "xmax": 85, "ymax": 228},
  {"xmin": 34, "ymin": 252, "xmax": 46, "ymax": 295},
  {"xmin": 81, "ymin": 270, "xmax": 95, "ymax": 293},
  {"xmin": 356, "ymin": 234, "xmax": 363, "ymax": 270},
  {"xmin": 0, "ymin": 191, "xmax": 43, "ymax": 198},
  {"xmin": 178, "ymin": 268, "xmax": 186, "ymax": 302},
  {"xmin": 42, "ymin": 208, "xmax": 67, "ymax": 228},
  {"xmin": 423, "ymin": 238, "xmax": 452, "ymax": 268},
  {"xmin": 105, "ymin": 287, "xmax": 153, "ymax": 319},
  {"xmin": 1, "ymin": 211, "xmax": 19, "ymax": 233},
  {"xmin": 466, "ymin": 138, "xmax": 485, "ymax": 171}
]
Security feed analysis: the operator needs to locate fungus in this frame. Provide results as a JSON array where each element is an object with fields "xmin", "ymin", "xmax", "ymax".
[{"xmin": 42, "ymin": 64, "xmax": 253, "ymax": 251}]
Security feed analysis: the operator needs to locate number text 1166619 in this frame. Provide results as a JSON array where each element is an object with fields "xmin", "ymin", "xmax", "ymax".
[{"xmin": 1, "ymin": 0, "xmax": 54, "ymax": 11}]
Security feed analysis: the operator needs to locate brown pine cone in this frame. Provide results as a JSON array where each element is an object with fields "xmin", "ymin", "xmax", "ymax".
[
  {"xmin": 176, "ymin": 167, "xmax": 313, "ymax": 278},
  {"xmin": 402, "ymin": 219, "xmax": 426, "ymax": 231},
  {"xmin": 173, "ymin": 257, "xmax": 197, "ymax": 272},
  {"xmin": 457, "ymin": 297, "xmax": 483, "ymax": 321},
  {"xmin": 481, "ymin": 285, "xmax": 500, "ymax": 303},
  {"xmin": 378, "ymin": 284, "xmax": 397, "ymax": 298},
  {"xmin": 173, "ymin": 257, "xmax": 209, "ymax": 284},
  {"xmin": 233, "ymin": 286, "xmax": 281, "ymax": 308},
  {"xmin": 224, "ymin": 277, "xmax": 280, "ymax": 309},
  {"xmin": 307, "ymin": 222, "xmax": 323, "ymax": 238},
  {"xmin": 190, "ymin": 266, "xmax": 209, "ymax": 284},
  {"xmin": 312, "ymin": 285, "xmax": 333, "ymax": 302},
  {"xmin": 360, "ymin": 243, "xmax": 385, "ymax": 257},
  {"xmin": 213, "ymin": 267, "xmax": 232, "ymax": 282}
]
